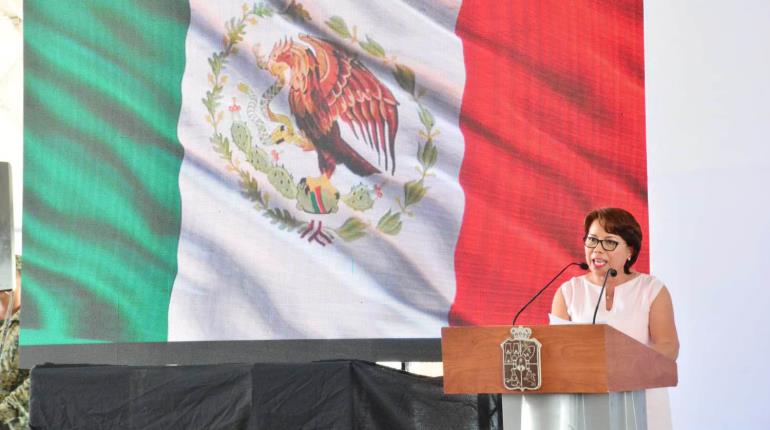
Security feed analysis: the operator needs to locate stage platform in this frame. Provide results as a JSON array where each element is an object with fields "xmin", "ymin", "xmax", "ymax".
[{"xmin": 30, "ymin": 360, "xmax": 500, "ymax": 429}]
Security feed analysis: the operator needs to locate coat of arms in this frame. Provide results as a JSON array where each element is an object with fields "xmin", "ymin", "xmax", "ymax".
[
  {"xmin": 202, "ymin": 2, "xmax": 439, "ymax": 247},
  {"xmin": 501, "ymin": 326, "xmax": 542, "ymax": 391}
]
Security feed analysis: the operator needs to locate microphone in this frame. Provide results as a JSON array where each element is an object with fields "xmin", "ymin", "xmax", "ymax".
[
  {"xmin": 512, "ymin": 262, "xmax": 589, "ymax": 326},
  {"xmin": 591, "ymin": 268, "xmax": 618, "ymax": 324}
]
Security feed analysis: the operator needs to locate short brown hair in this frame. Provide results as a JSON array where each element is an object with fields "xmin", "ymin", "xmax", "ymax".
[{"xmin": 584, "ymin": 208, "xmax": 642, "ymax": 274}]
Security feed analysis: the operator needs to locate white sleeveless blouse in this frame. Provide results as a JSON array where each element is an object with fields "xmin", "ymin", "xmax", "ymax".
[{"xmin": 558, "ymin": 274, "xmax": 673, "ymax": 430}]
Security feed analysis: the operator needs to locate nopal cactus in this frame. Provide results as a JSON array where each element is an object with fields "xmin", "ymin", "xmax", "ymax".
[
  {"xmin": 248, "ymin": 147, "xmax": 271, "ymax": 174},
  {"xmin": 342, "ymin": 183, "xmax": 375, "ymax": 211},
  {"xmin": 230, "ymin": 120, "xmax": 252, "ymax": 153},
  {"xmin": 268, "ymin": 164, "xmax": 296, "ymax": 199}
]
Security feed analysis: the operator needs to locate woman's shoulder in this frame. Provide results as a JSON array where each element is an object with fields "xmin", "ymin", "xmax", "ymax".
[
  {"xmin": 559, "ymin": 274, "xmax": 590, "ymax": 291},
  {"xmin": 561, "ymin": 274, "xmax": 582, "ymax": 285},
  {"xmin": 632, "ymin": 273, "xmax": 666, "ymax": 287},
  {"xmin": 629, "ymin": 273, "xmax": 667, "ymax": 301}
]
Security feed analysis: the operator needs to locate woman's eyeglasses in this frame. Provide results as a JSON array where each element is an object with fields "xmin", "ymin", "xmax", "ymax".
[{"xmin": 584, "ymin": 236, "xmax": 620, "ymax": 251}]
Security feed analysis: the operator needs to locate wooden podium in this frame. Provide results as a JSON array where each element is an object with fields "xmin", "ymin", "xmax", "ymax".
[{"xmin": 441, "ymin": 325, "xmax": 677, "ymax": 430}]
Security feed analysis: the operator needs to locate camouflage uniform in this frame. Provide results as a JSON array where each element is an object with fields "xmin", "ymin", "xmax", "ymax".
[{"xmin": 0, "ymin": 312, "xmax": 29, "ymax": 429}]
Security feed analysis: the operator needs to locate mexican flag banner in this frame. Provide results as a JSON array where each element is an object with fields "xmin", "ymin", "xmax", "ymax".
[{"xmin": 23, "ymin": 0, "xmax": 648, "ymax": 345}]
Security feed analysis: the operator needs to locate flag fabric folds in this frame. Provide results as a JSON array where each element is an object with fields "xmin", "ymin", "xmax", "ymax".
[{"xmin": 23, "ymin": 0, "xmax": 647, "ymax": 345}]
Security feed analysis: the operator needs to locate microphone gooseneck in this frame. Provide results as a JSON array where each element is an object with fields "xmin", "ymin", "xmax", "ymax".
[
  {"xmin": 591, "ymin": 268, "xmax": 618, "ymax": 324},
  {"xmin": 512, "ymin": 261, "xmax": 588, "ymax": 326}
]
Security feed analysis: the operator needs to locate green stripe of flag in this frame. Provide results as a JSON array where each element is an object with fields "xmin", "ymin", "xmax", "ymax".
[{"xmin": 23, "ymin": 1, "xmax": 190, "ymax": 345}]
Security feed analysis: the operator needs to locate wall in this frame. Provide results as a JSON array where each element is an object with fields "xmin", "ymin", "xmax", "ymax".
[
  {"xmin": 0, "ymin": 0, "xmax": 22, "ymax": 254},
  {"xmin": 645, "ymin": 1, "xmax": 770, "ymax": 428}
]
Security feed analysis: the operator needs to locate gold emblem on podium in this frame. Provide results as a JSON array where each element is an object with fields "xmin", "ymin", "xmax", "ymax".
[{"xmin": 501, "ymin": 326, "xmax": 542, "ymax": 391}]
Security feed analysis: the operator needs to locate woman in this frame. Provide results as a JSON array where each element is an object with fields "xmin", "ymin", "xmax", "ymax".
[{"xmin": 551, "ymin": 208, "xmax": 679, "ymax": 430}]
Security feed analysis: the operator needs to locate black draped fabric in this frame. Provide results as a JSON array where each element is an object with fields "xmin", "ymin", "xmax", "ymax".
[{"xmin": 29, "ymin": 360, "xmax": 500, "ymax": 429}]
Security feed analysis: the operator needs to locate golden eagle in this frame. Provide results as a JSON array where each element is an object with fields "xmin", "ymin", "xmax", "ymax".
[{"xmin": 267, "ymin": 34, "xmax": 399, "ymax": 179}]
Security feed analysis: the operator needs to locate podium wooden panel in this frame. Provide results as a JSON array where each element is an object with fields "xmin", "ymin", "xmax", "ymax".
[{"xmin": 441, "ymin": 324, "xmax": 676, "ymax": 394}]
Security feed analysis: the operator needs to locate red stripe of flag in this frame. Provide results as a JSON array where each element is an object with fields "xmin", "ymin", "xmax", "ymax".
[{"xmin": 452, "ymin": 0, "xmax": 649, "ymax": 325}]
